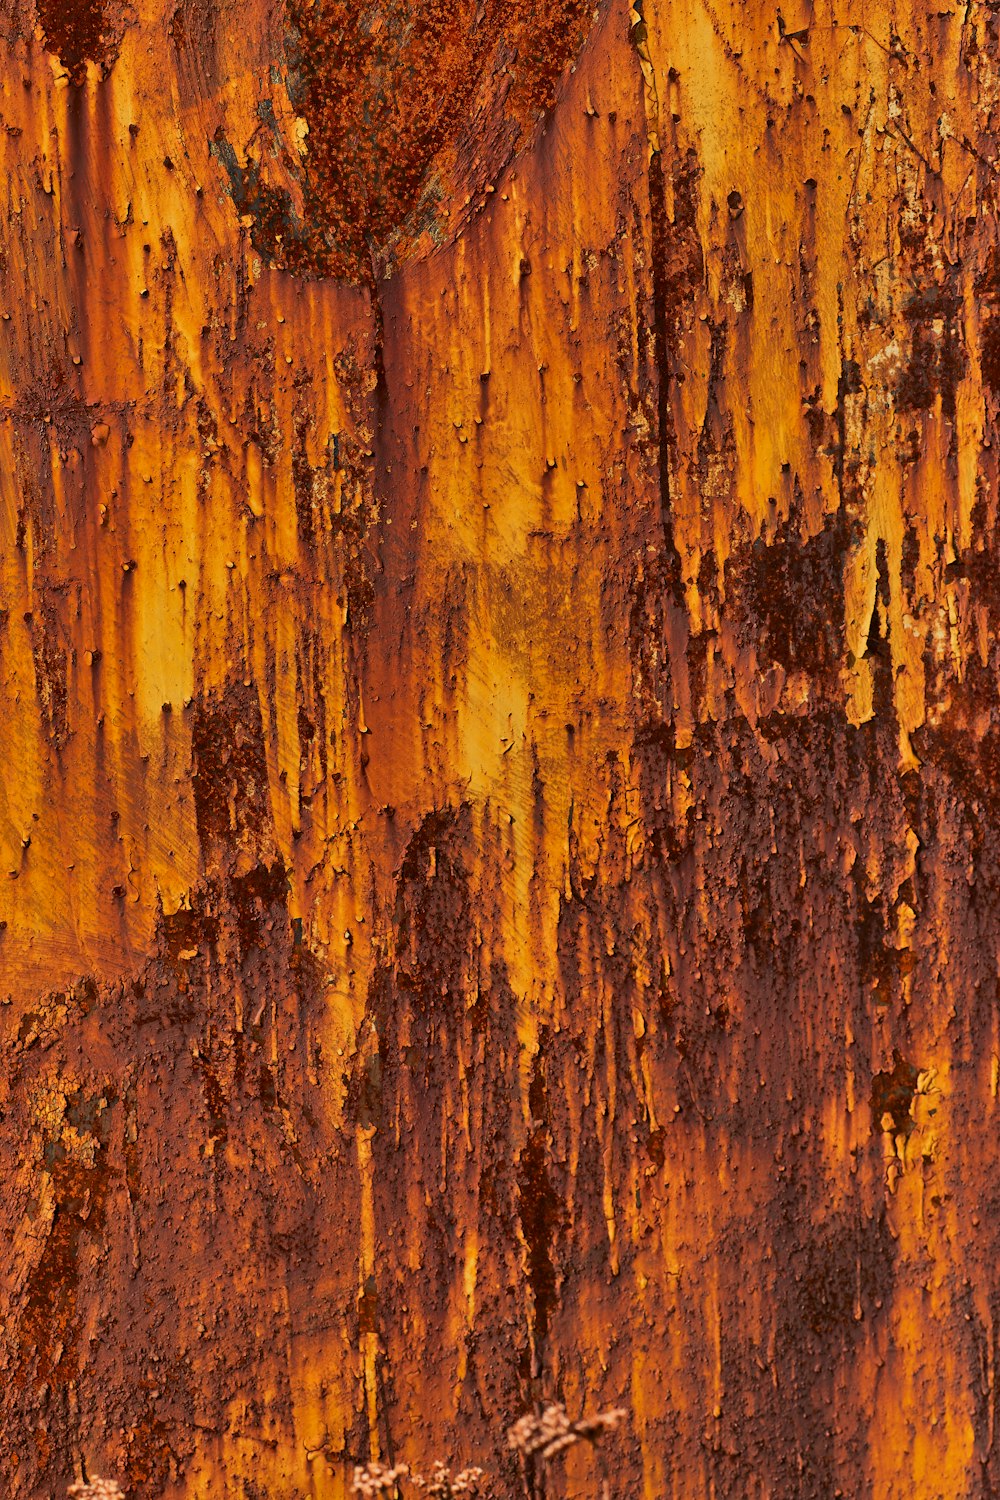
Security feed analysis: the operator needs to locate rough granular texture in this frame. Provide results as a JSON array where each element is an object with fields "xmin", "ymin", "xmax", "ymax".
[
  {"xmin": 2, "ymin": 0, "xmax": 1000, "ymax": 1496},
  {"xmin": 35, "ymin": 0, "xmax": 129, "ymax": 81},
  {"xmin": 282, "ymin": 0, "xmax": 595, "ymax": 277},
  {"xmin": 206, "ymin": 0, "xmax": 597, "ymax": 279}
]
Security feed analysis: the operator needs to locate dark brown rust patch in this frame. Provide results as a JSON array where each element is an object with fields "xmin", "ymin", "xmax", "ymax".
[
  {"xmin": 718, "ymin": 1206, "xmax": 894, "ymax": 1495},
  {"xmin": 227, "ymin": 0, "xmax": 597, "ymax": 279},
  {"xmin": 856, "ymin": 884, "xmax": 899, "ymax": 1007},
  {"xmin": 195, "ymin": 1026, "xmax": 229, "ymax": 1142},
  {"xmin": 26, "ymin": 594, "xmax": 70, "ymax": 751},
  {"xmin": 209, "ymin": 133, "xmax": 329, "ymax": 278},
  {"xmin": 160, "ymin": 899, "xmax": 218, "ymax": 963},
  {"xmin": 36, "ymin": 0, "xmax": 128, "ymax": 83},
  {"xmin": 793, "ymin": 1212, "xmax": 895, "ymax": 1338},
  {"xmin": 727, "ymin": 508, "xmax": 855, "ymax": 681},
  {"xmin": 230, "ymin": 858, "xmax": 289, "ymax": 954},
  {"xmin": 896, "ymin": 281, "xmax": 965, "ymax": 420},
  {"xmin": 981, "ymin": 314, "xmax": 1000, "ymax": 397},
  {"xmin": 16, "ymin": 1088, "xmax": 114, "ymax": 1391},
  {"xmin": 871, "ymin": 1050, "xmax": 920, "ymax": 1136},
  {"xmin": 191, "ymin": 681, "xmax": 272, "ymax": 858},
  {"xmin": 648, "ymin": 146, "xmax": 704, "ymax": 601},
  {"xmin": 517, "ymin": 1048, "xmax": 561, "ymax": 1368},
  {"xmin": 394, "ymin": 805, "xmax": 473, "ymax": 1011}
]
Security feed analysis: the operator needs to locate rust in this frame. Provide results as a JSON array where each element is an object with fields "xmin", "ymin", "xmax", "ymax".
[
  {"xmin": 5, "ymin": 0, "xmax": 1000, "ymax": 1494},
  {"xmin": 36, "ymin": 0, "xmax": 128, "ymax": 82},
  {"xmin": 212, "ymin": 0, "xmax": 597, "ymax": 280}
]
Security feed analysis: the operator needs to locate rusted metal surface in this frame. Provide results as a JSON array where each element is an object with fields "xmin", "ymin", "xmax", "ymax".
[{"xmin": 2, "ymin": 0, "xmax": 999, "ymax": 1495}]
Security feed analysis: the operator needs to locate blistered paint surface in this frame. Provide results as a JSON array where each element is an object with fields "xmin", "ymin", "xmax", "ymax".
[{"xmin": 2, "ymin": 0, "xmax": 1000, "ymax": 1495}]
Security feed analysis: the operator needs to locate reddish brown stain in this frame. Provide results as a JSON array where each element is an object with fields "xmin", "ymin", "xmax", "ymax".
[
  {"xmin": 6, "ymin": 0, "xmax": 1000, "ymax": 1495},
  {"xmin": 36, "ymin": 0, "xmax": 126, "ymax": 81},
  {"xmin": 225, "ymin": 0, "xmax": 598, "ymax": 278}
]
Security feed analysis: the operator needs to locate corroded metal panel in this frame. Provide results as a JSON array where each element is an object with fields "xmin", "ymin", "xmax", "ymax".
[{"xmin": 1, "ymin": 1, "xmax": 997, "ymax": 1495}]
